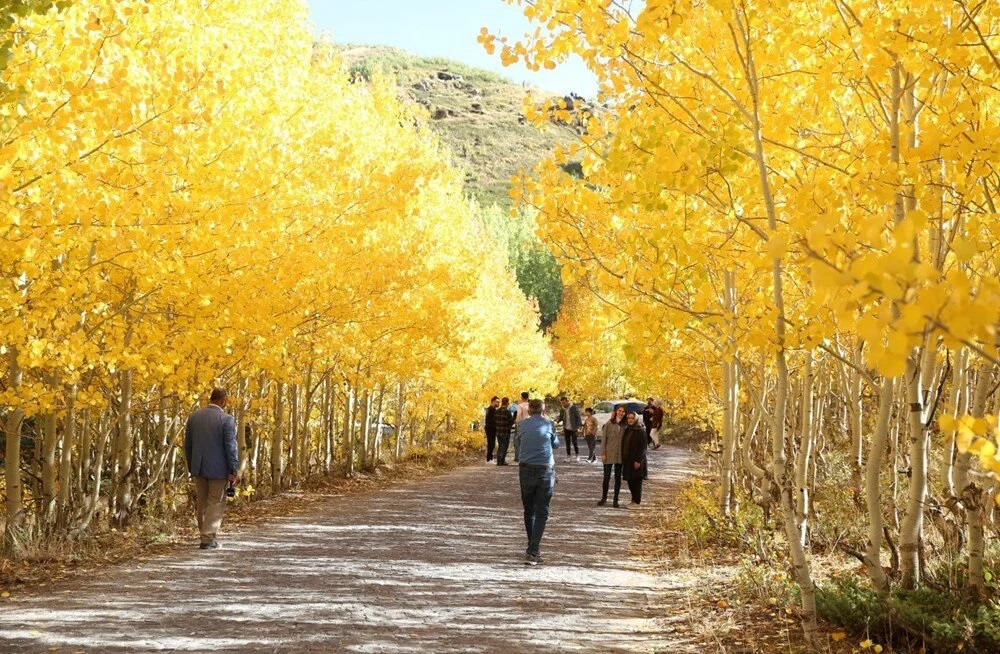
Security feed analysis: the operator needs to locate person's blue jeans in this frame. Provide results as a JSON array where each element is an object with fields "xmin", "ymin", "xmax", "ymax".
[
  {"xmin": 519, "ymin": 464, "xmax": 555, "ymax": 556},
  {"xmin": 496, "ymin": 433, "xmax": 511, "ymax": 464}
]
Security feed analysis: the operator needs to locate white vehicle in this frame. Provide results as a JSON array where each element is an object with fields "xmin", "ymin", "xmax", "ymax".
[{"xmin": 592, "ymin": 398, "xmax": 647, "ymax": 432}]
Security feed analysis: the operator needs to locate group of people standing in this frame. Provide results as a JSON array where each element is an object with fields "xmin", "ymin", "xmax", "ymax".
[
  {"xmin": 181, "ymin": 385, "xmax": 660, "ymax": 565},
  {"xmin": 481, "ymin": 392, "xmax": 665, "ymax": 564},
  {"xmin": 482, "ymin": 392, "xmax": 525, "ymax": 466}
]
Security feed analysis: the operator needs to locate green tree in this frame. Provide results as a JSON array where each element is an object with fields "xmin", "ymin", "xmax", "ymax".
[
  {"xmin": 1, "ymin": 1, "xmax": 70, "ymax": 71},
  {"xmin": 480, "ymin": 204, "xmax": 563, "ymax": 328}
]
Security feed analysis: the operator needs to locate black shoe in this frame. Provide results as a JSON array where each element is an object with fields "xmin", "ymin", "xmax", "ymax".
[
  {"xmin": 497, "ymin": 461, "xmax": 508, "ymax": 466},
  {"xmin": 524, "ymin": 553, "xmax": 542, "ymax": 566},
  {"xmin": 597, "ymin": 499, "xmax": 607, "ymax": 506},
  {"xmin": 612, "ymin": 501, "xmax": 619, "ymax": 508},
  {"xmin": 199, "ymin": 541, "xmax": 219, "ymax": 550}
]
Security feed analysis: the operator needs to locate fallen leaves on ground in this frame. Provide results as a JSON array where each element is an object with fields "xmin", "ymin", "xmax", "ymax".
[{"xmin": 0, "ymin": 451, "xmax": 478, "ymax": 595}]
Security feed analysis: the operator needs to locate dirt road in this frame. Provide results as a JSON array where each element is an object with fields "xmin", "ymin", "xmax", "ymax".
[{"xmin": 0, "ymin": 445, "xmax": 703, "ymax": 653}]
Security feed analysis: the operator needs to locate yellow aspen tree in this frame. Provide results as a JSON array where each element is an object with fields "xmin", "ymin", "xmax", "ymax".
[{"xmin": 0, "ymin": 0, "xmax": 560, "ymax": 548}]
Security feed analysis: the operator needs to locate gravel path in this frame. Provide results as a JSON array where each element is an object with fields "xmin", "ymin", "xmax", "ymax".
[{"xmin": 0, "ymin": 445, "xmax": 702, "ymax": 653}]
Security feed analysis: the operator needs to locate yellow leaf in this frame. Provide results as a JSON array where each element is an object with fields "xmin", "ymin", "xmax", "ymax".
[
  {"xmin": 969, "ymin": 438, "xmax": 995, "ymax": 458},
  {"xmin": 874, "ymin": 351, "xmax": 907, "ymax": 378},
  {"xmin": 951, "ymin": 237, "xmax": 978, "ymax": 262},
  {"xmin": 765, "ymin": 233, "xmax": 789, "ymax": 260}
]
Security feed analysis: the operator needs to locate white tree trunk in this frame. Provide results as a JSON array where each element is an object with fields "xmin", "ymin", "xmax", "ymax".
[
  {"xmin": 864, "ymin": 377, "xmax": 895, "ymax": 591},
  {"xmin": 271, "ymin": 380, "xmax": 285, "ymax": 493},
  {"xmin": 956, "ymin": 365, "xmax": 995, "ymax": 598},
  {"xmin": 899, "ymin": 351, "xmax": 929, "ymax": 589},
  {"xmin": 3, "ymin": 347, "xmax": 25, "ymax": 552}
]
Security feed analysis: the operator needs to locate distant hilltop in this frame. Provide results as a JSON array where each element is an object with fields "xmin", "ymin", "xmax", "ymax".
[{"xmin": 334, "ymin": 44, "xmax": 589, "ymax": 208}]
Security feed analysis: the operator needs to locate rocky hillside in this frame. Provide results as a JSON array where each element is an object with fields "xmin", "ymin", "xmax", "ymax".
[{"xmin": 337, "ymin": 45, "xmax": 585, "ymax": 208}]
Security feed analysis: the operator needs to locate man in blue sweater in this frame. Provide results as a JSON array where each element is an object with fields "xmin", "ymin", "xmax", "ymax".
[{"xmin": 516, "ymin": 399, "xmax": 559, "ymax": 565}]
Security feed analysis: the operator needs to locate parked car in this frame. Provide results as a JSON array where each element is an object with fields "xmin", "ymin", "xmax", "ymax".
[
  {"xmin": 592, "ymin": 398, "xmax": 647, "ymax": 431},
  {"xmin": 369, "ymin": 421, "xmax": 395, "ymax": 438}
]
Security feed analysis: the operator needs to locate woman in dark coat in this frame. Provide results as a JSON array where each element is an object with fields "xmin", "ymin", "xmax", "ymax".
[{"xmin": 621, "ymin": 411, "xmax": 648, "ymax": 507}]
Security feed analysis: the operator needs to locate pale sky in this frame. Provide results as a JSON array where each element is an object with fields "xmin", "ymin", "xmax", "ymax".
[{"xmin": 304, "ymin": 0, "xmax": 600, "ymax": 98}]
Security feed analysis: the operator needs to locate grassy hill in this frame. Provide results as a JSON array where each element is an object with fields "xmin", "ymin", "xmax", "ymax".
[{"xmin": 337, "ymin": 45, "xmax": 581, "ymax": 208}]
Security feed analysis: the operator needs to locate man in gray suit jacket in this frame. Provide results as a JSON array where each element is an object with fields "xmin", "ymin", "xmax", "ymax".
[{"xmin": 184, "ymin": 388, "xmax": 239, "ymax": 549}]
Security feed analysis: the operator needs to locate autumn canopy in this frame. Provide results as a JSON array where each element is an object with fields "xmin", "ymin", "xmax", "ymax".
[
  {"xmin": 0, "ymin": 0, "xmax": 557, "ymax": 549},
  {"xmin": 484, "ymin": 0, "xmax": 1000, "ymax": 645}
]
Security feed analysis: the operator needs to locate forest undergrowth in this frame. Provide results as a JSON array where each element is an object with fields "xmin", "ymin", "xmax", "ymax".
[{"xmin": 639, "ymin": 433, "xmax": 1000, "ymax": 654}]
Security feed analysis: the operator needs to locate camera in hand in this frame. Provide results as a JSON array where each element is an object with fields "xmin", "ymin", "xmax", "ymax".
[{"xmin": 225, "ymin": 482, "xmax": 236, "ymax": 498}]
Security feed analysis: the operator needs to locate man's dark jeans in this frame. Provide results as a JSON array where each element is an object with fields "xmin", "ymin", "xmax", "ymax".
[
  {"xmin": 485, "ymin": 430, "xmax": 497, "ymax": 461},
  {"xmin": 519, "ymin": 463, "xmax": 555, "ymax": 556},
  {"xmin": 564, "ymin": 429, "xmax": 578, "ymax": 456},
  {"xmin": 496, "ymin": 433, "xmax": 511, "ymax": 464}
]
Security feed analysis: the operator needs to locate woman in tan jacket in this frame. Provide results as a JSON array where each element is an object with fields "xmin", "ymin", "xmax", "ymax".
[{"xmin": 597, "ymin": 405, "xmax": 626, "ymax": 507}]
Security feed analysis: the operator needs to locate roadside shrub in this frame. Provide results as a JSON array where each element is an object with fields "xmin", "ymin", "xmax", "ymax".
[
  {"xmin": 815, "ymin": 575, "xmax": 889, "ymax": 635},
  {"xmin": 919, "ymin": 543, "xmax": 1000, "ymax": 594},
  {"xmin": 348, "ymin": 51, "xmax": 416, "ymax": 82},
  {"xmin": 734, "ymin": 560, "xmax": 799, "ymax": 607},
  {"xmin": 676, "ymin": 479, "xmax": 765, "ymax": 552},
  {"xmin": 817, "ymin": 574, "xmax": 1000, "ymax": 653},
  {"xmin": 809, "ymin": 450, "xmax": 868, "ymax": 549},
  {"xmin": 659, "ymin": 415, "xmax": 714, "ymax": 446}
]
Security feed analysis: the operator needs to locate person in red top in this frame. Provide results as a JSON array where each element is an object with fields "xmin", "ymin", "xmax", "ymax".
[
  {"xmin": 642, "ymin": 397, "xmax": 656, "ymax": 447},
  {"xmin": 650, "ymin": 400, "xmax": 664, "ymax": 450}
]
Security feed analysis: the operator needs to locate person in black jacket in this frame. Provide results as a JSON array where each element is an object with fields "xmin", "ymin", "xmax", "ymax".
[
  {"xmin": 493, "ymin": 397, "xmax": 515, "ymax": 466},
  {"xmin": 484, "ymin": 396, "xmax": 499, "ymax": 462},
  {"xmin": 559, "ymin": 396, "xmax": 583, "ymax": 460},
  {"xmin": 621, "ymin": 411, "xmax": 648, "ymax": 508}
]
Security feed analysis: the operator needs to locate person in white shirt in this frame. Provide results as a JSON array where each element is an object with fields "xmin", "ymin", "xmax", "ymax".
[
  {"xmin": 515, "ymin": 391, "xmax": 530, "ymax": 422},
  {"xmin": 513, "ymin": 391, "xmax": 530, "ymax": 462}
]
